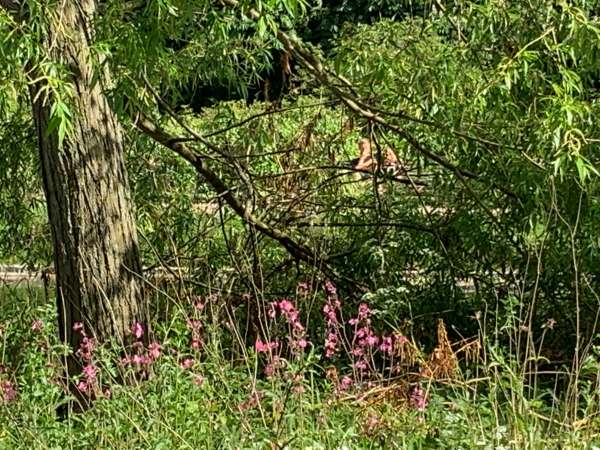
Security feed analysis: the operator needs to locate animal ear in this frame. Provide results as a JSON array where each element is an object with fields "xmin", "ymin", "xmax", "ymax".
[
  {"xmin": 358, "ymin": 138, "xmax": 371, "ymax": 155},
  {"xmin": 385, "ymin": 148, "xmax": 400, "ymax": 164}
]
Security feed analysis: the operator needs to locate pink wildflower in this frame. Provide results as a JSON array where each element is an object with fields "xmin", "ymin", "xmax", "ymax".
[
  {"xmin": 351, "ymin": 347, "xmax": 364, "ymax": 357},
  {"xmin": 193, "ymin": 374, "xmax": 205, "ymax": 386},
  {"xmin": 323, "ymin": 304, "xmax": 338, "ymax": 323},
  {"xmin": 340, "ymin": 375, "xmax": 353, "ymax": 391},
  {"xmin": 76, "ymin": 336, "xmax": 96, "ymax": 362},
  {"xmin": 255, "ymin": 339, "xmax": 268, "ymax": 353},
  {"xmin": 193, "ymin": 298, "xmax": 205, "ymax": 311},
  {"xmin": 186, "ymin": 319, "xmax": 202, "ymax": 331},
  {"xmin": 296, "ymin": 338, "xmax": 308, "ymax": 349},
  {"xmin": 132, "ymin": 354, "xmax": 147, "ymax": 365},
  {"xmin": 76, "ymin": 380, "xmax": 89, "ymax": 394},
  {"xmin": 191, "ymin": 338, "xmax": 203, "ymax": 350},
  {"xmin": 255, "ymin": 339, "xmax": 277, "ymax": 353},
  {"xmin": 353, "ymin": 359, "xmax": 368, "ymax": 370},
  {"xmin": 278, "ymin": 299, "xmax": 294, "ymax": 312},
  {"xmin": 131, "ymin": 322, "xmax": 144, "ymax": 339},
  {"xmin": 180, "ymin": 358, "xmax": 194, "ymax": 369},
  {"xmin": 366, "ymin": 335, "xmax": 379, "ymax": 347},
  {"xmin": 324, "ymin": 281, "xmax": 337, "ymax": 296},
  {"xmin": 379, "ymin": 335, "xmax": 394, "ymax": 353},
  {"xmin": 82, "ymin": 364, "xmax": 97, "ymax": 380},
  {"xmin": 1, "ymin": 380, "xmax": 17, "ymax": 403},
  {"xmin": 395, "ymin": 334, "xmax": 409, "ymax": 345},
  {"xmin": 324, "ymin": 332, "xmax": 339, "ymax": 358},
  {"xmin": 148, "ymin": 342, "xmax": 161, "ymax": 360},
  {"xmin": 358, "ymin": 303, "xmax": 371, "ymax": 320},
  {"xmin": 410, "ymin": 386, "xmax": 428, "ymax": 411},
  {"xmin": 73, "ymin": 322, "xmax": 85, "ymax": 334}
]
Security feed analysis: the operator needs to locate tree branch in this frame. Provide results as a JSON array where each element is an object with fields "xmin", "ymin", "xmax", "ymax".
[
  {"xmin": 220, "ymin": 0, "xmax": 518, "ymax": 201},
  {"xmin": 132, "ymin": 113, "xmax": 363, "ymax": 288}
]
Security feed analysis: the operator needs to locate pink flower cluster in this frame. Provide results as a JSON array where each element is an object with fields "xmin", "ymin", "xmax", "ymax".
[
  {"xmin": 255, "ymin": 339, "xmax": 278, "ymax": 353},
  {"xmin": 323, "ymin": 281, "xmax": 342, "ymax": 358},
  {"xmin": 320, "ymin": 287, "xmax": 415, "ymax": 392},
  {"xmin": 120, "ymin": 323, "xmax": 162, "ymax": 367},
  {"xmin": 410, "ymin": 385, "xmax": 428, "ymax": 411},
  {"xmin": 348, "ymin": 303, "xmax": 377, "ymax": 372},
  {"xmin": 1, "ymin": 380, "xmax": 16, "ymax": 403},
  {"xmin": 72, "ymin": 322, "xmax": 100, "ymax": 395},
  {"xmin": 254, "ymin": 297, "xmax": 311, "ymax": 378},
  {"xmin": 378, "ymin": 332, "xmax": 409, "ymax": 354},
  {"xmin": 267, "ymin": 299, "xmax": 310, "ymax": 353},
  {"xmin": 186, "ymin": 319, "xmax": 204, "ymax": 350}
]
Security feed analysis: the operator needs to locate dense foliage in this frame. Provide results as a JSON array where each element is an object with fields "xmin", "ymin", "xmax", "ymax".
[{"xmin": 1, "ymin": 0, "xmax": 600, "ymax": 447}]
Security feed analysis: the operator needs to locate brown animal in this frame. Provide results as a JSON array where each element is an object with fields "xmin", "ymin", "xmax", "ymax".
[{"xmin": 352, "ymin": 138, "xmax": 404, "ymax": 178}]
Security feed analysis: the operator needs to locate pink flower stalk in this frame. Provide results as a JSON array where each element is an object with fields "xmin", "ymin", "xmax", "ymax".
[
  {"xmin": 76, "ymin": 336, "xmax": 96, "ymax": 362},
  {"xmin": 131, "ymin": 322, "xmax": 144, "ymax": 339},
  {"xmin": 324, "ymin": 304, "xmax": 338, "ymax": 323},
  {"xmin": 365, "ymin": 335, "xmax": 379, "ymax": 347},
  {"xmin": 410, "ymin": 386, "xmax": 428, "ymax": 411},
  {"xmin": 324, "ymin": 332, "xmax": 339, "ymax": 358},
  {"xmin": 324, "ymin": 280, "xmax": 337, "ymax": 296},
  {"xmin": 192, "ymin": 374, "xmax": 205, "ymax": 386},
  {"xmin": 31, "ymin": 319, "xmax": 44, "ymax": 332},
  {"xmin": 358, "ymin": 303, "xmax": 371, "ymax": 320},
  {"xmin": 322, "ymin": 290, "xmax": 343, "ymax": 359},
  {"xmin": 351, "ymin": 347, "xmax": 364, "ymax": 357},
  {"xmin": 77, "ymin": 364, "xmax": 98, "ymax": 396},
  {"xmin": 191, "ymin": 338, "xmax": 203, "ymax": 350}
]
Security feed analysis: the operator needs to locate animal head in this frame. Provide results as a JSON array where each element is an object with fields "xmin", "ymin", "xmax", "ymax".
[{"xmin": 353, "ymin": 138, "xmax": 402, "ymax": 174}]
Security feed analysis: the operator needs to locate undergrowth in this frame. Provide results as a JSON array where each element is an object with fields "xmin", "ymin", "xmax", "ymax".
[{"xmin": 0, "ymin": 284, "xmax": 599, "ymax": 449}]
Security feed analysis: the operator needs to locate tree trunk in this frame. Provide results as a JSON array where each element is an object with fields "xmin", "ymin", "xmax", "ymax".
[{"xmin": 25, "ymin": 1, "xmax": 145, "ymax": 368}]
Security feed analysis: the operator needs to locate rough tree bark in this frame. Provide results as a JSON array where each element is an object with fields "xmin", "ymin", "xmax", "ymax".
[{"xmin": 1, "ymin": 0, "xmax": 146, "ymax": 371}]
